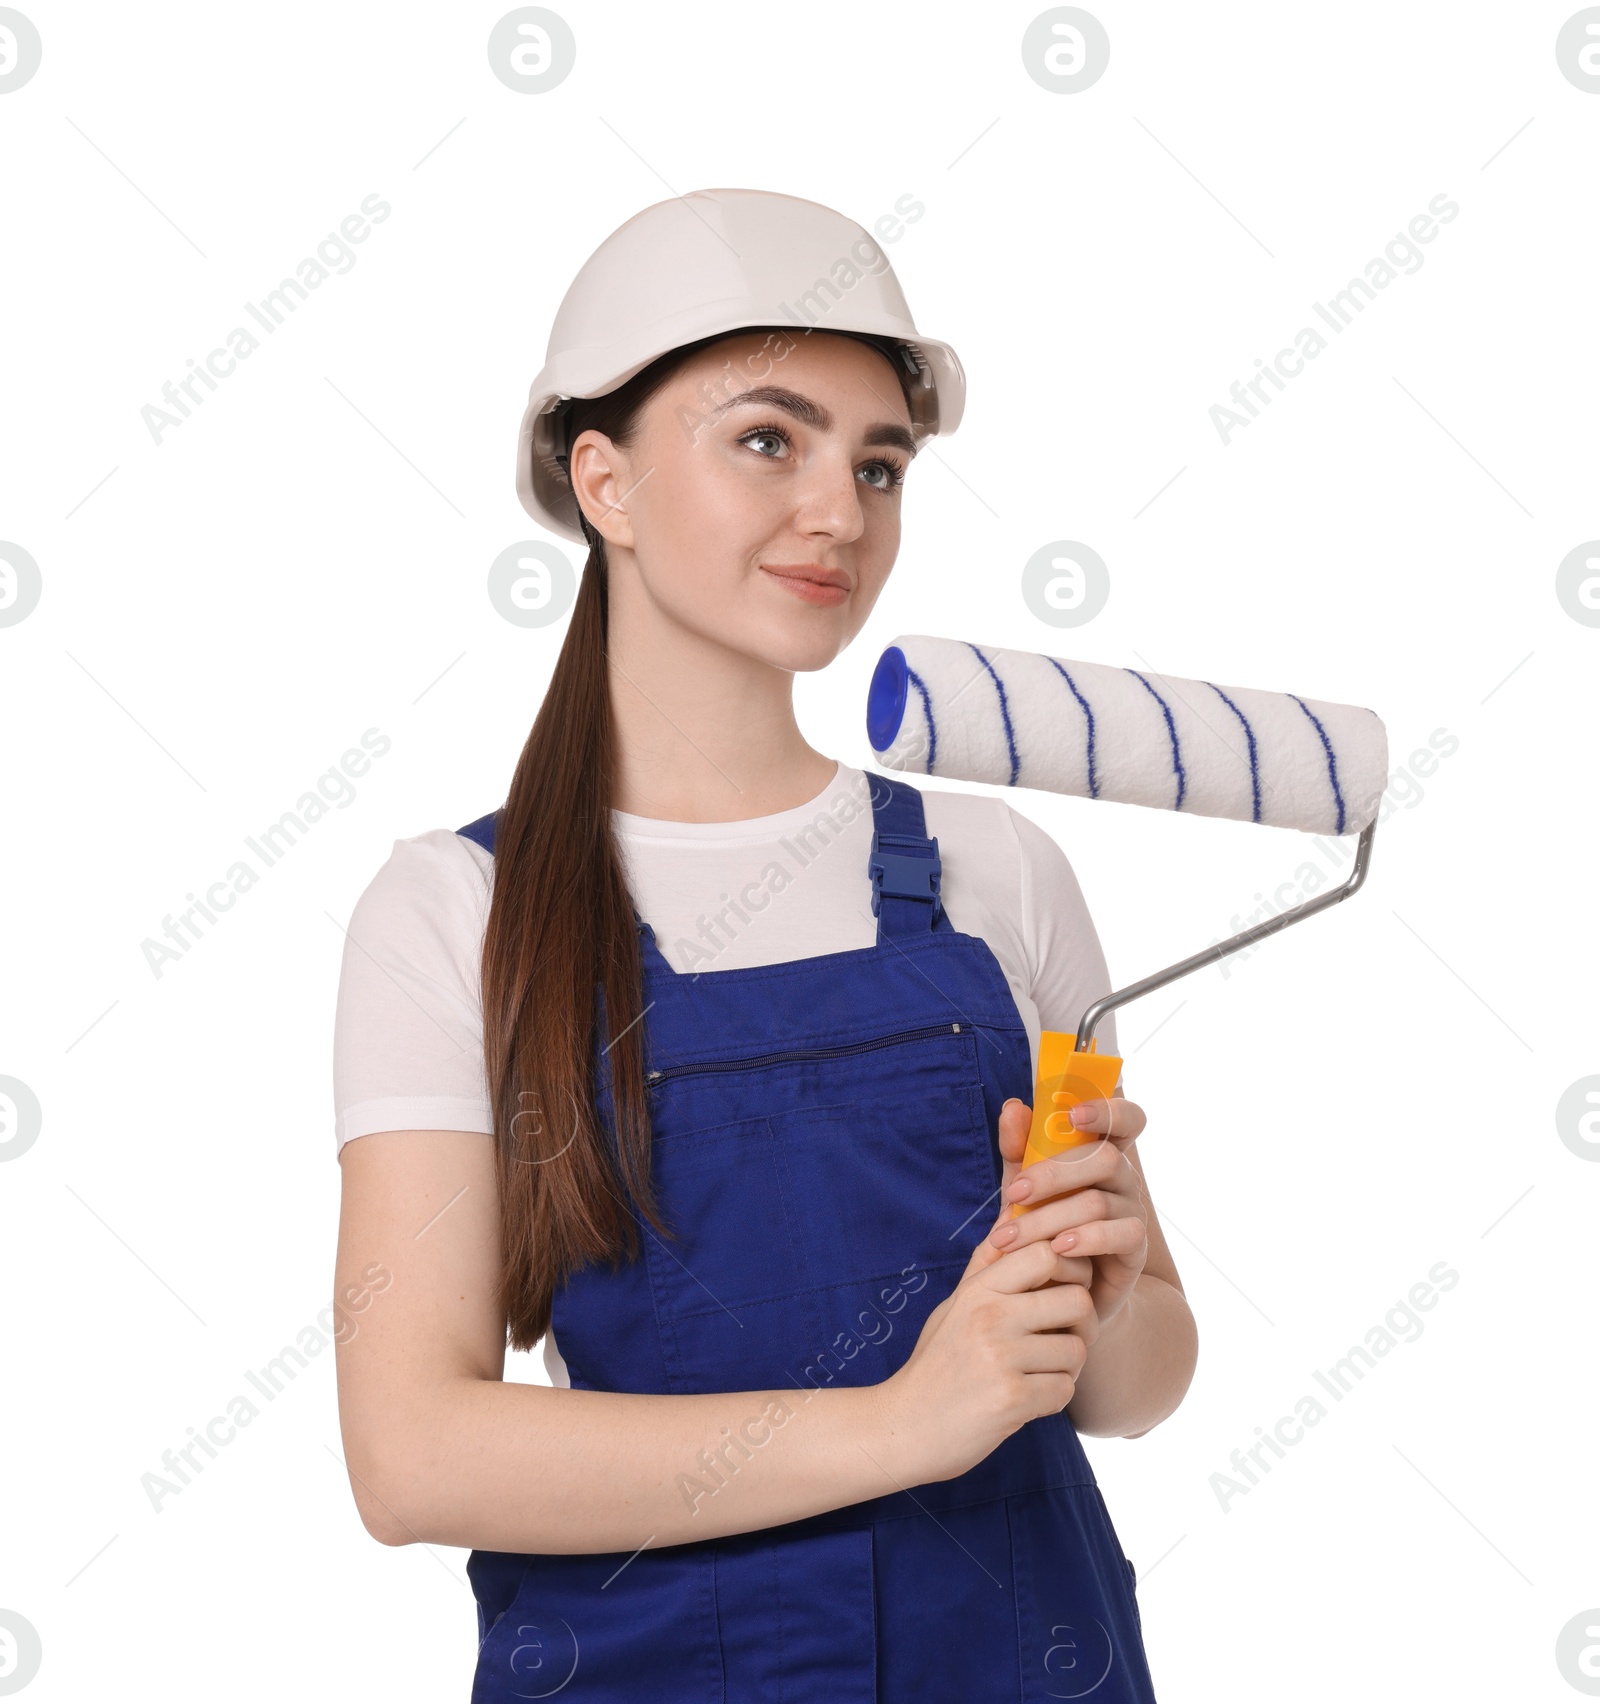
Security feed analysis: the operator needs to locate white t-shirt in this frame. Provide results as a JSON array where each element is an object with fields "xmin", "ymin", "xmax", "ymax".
[{"xmin": 331, "ymin": 763, "xmax": 1122, "ymax": 1389}]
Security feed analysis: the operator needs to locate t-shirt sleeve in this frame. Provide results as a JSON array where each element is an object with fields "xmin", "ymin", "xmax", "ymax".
[
  {"xmin": 331, "ymin": 828, "xmax": 495, "ymax": 1155},
  {"xmin": 1006, "ymin": 805, "xmax": 1126, "ymax": 1095}
]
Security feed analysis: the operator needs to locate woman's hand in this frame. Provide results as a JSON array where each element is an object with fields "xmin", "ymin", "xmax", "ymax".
[
  {"xmin": 869, "ymin": 1096, "xmax": 1152, "ymax": 1486},
  {"xmin": 874, "ymin": 1237, "xmax": 1101, "ymax": 1484},
  {"xmin": 981, "ymin": 1094, "xmax": 1151, "ymax": 1333}
]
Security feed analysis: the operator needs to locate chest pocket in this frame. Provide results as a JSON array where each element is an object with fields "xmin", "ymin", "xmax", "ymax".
[{"xmin": 640, "ymin": 1025, "xmax": 999, "ymax": 1397}]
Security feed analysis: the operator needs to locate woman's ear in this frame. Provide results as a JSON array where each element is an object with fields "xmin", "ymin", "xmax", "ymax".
[{"xmin": 568, "ymin": 429, "xmax": 636, "ymax": 552}]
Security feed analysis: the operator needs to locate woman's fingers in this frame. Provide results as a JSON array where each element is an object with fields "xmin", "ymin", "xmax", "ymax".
[
  {"xmin": 1063, "ymin": 1094, "xmax": 1146, "ymax": 1142},
  {"xmin": 963, "ymin": 1242, "xmax": 1100, "ymax": 1364},
  {"xmin": 1053, "ymin": 1213, "xmax": 1146, "ymax": 1255},
  {"xmin": 968, "ymin": 1238, "xmax": 1090, "ymax": 1289},
  {"xmin": 1011, "ymin": 1277, "xmax": 1098, "ymax": 1337},
  {"xmin": 995, "ymin": 1097, "xmax": 1031, "ymax": 1180},
  {"xmin": 992, "ymin": 1185, "xmax": 1110, "ymax": 1245},
  {"xmin": 1013, "ymin": 1325, "xmax": 1091, "ymax": 1378},
  {"xmin": 994, "ymin": 1096, "xmax": 1146, "ymax": 1205},
  {"xmin": 1052, "ymin": 1251, "xmax": 1095, "ymax": 1288},
  {"xmin": 1004, "ymin": 1132, "xmax": 1123, "ymax": 1208},
  {"xmin": 974, "ymin": 1226, "xmax": 1090, "ymax": 1288}
]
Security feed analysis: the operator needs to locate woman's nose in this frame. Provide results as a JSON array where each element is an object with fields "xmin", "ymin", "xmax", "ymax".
[{"xmin": 787, "ymin": 453, "xmax": 869, "ymax": 540}]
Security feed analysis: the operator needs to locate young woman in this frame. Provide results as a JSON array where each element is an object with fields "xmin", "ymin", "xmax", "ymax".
[{"xmin": 333, "ymin": 188, "xmax": 1197, "ymax": 1703}]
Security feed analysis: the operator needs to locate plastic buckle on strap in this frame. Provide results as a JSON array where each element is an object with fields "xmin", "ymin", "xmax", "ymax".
[{"xmin": 869, "ymin": 830, "xmax": 943, "ymax": 923}]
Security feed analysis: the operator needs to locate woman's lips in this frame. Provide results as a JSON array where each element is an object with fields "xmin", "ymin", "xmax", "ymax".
[{"xmin": 759, "ymin": 564, "xmax": 851, "ymax": 607}]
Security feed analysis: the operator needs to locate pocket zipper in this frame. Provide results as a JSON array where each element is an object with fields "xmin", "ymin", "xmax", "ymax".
[{"xmin": 644, "ymin": 1021, "xmax": 967, "ymax": 1085}]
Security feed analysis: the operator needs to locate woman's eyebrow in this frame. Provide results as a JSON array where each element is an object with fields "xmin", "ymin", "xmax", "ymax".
[{"xmin": 708, "ymin": 384, "xmax": 918, "ymax": 458}]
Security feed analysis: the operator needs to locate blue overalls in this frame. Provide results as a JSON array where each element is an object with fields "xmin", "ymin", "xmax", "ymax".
[{"xmin": 457, "ymin": 777, "xmax": 1157, "ymax": 1703}]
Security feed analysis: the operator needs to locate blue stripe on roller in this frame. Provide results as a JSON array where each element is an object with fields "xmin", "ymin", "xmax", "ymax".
[
  {"xmin": 1205, "ymin": 682, "xmax": 1261, "ymax": 823},
  {"xmin": 1289, "ymin": 694, "xmax": 1346, "ymax": 834},
  {"xmin": 1125, "ymin": 669, "xmax": 1187, "ymax": 810},
  {"xmin": 1046, "ymin": 658, "xmax": 1099, "ymax": 798},
  {"xmin": 965, "ymin": 643, "xmax": 1020, "ymax": 786},
  {"xmin": 906, "ymin": 667, "xmax": 937, "ymax": 774}
]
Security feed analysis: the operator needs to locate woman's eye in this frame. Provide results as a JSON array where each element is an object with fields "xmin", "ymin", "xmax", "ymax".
[{"xmin": 740, "ymin": 427, "xmax": 790, "ymax": 459}]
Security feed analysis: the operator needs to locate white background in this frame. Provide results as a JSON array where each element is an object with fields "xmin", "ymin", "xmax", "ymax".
[{"xmin": 2, "ymin": 2, "xmax": 1596, "ymax": 1698}]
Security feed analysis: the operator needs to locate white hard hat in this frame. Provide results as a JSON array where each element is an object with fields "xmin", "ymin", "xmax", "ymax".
[{"xmin": 516, "ymin": 186, "xmax": 967, "ymax": 542}]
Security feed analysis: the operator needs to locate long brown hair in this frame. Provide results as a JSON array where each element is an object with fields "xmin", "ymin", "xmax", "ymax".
[{"xmin": 481, "ymin": 325, "xmax": 920, "ymax": 1350}]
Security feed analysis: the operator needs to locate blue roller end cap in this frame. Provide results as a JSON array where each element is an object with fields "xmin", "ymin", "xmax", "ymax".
[{"xmin": 866, "ymin": 645, "xmax": 908, "ymax": 752}]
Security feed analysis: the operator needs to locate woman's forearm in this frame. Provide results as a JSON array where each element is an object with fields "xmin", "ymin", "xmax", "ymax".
[
  {"xmin": 365, "ymin": 1376, "xmax": 920, "ymax": 1553},
  {"xmin": 1064, "ymin": 1274, "xmax": 1198, "ymax": 1439}
]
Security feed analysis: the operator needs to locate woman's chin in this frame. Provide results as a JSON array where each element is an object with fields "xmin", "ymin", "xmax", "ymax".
[
  {"xmin": 756, "ymin": 613, "xmax": 857, "ymax": 674},
  {"xmin": 664, "ymin": 598, "xmax": 861, "ymax": 675}
]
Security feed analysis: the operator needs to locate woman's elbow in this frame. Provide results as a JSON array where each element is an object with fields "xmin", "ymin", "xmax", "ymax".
[
  {"xmin": 342, "ymin": 1452, "xmax": 417, "ymax": 1546},
  {"xmin": 358, "ymin": 1493, "xmax": 416, "ymax": 1547},
  {"xmin": 338, "ymin": 1424, "xmax": 433, "ymax": 1548}
]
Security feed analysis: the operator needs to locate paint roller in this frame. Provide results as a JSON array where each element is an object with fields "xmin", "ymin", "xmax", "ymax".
[{"xmin": 863, "ymin": 635, "xmax": 1386, "ymax": 1217}]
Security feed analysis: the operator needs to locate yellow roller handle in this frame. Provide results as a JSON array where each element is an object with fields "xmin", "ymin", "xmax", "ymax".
[{"xmin": 1010, "ymin": 1030, "xmax": 1124, "ymax": 1219}]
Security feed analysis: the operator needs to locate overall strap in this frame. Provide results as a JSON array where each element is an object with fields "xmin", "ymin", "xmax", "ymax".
[
  {"xmin": 456, "ymin": 810, "xmax": 499, "ymax": 855},
  {"xmin": 867, "ymin": 775, "xmax": 950, "ymax": 939}
]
